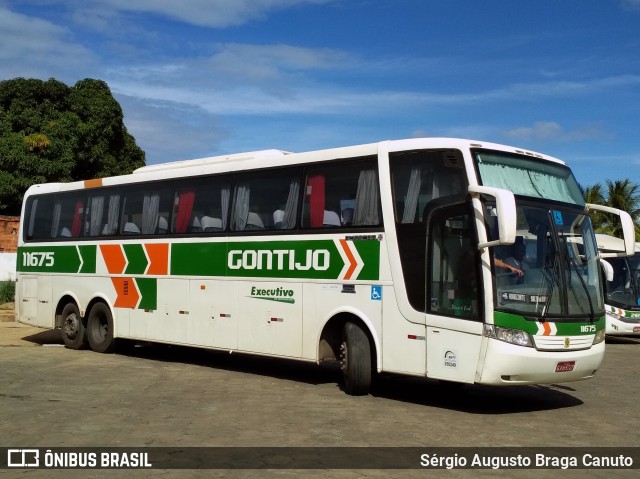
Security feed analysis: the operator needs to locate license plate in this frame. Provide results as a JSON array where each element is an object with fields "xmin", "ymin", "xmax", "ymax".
[{"xmin": 555, "ymin": 361, "xmax": 575, "ymax": 373}]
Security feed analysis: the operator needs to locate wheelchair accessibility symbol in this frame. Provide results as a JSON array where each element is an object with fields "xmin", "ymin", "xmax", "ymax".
[{"xmin": 371, "ymin": 286, "xmax": 382, "ymax": 301}]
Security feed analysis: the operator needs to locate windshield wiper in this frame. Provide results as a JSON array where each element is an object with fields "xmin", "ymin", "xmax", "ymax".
[
  {"xmin": 565, "ymin": 251, "xmax": 596, "ymax": 322},
  {"xmin": 539, "ymin": 212, "xmax": 567, "ymax": 322},
  {"xmin": 550, "ymin": 219, "xmax": 597, "ymax": 322},
  {"xmin": 540, "ymin": 248, "xmax": 560, "ymax": 321}
]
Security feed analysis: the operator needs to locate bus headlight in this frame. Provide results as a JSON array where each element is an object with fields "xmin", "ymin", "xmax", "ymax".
[
  {"xmin": 592, "ymin": 329, "xmax": 606, "ymax": 345},
  {"xmin": 606, "ymin": 311, "xmax": 620, "ymax": 321},
  {"xmin": 484, "ymin": 324, "xmax": 533, "ymax": 347}
]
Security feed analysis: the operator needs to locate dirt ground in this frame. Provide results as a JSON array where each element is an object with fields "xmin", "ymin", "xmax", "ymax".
[{"xmin": 0, "ymin": 302, "xmax": 14, "ymax": 322}]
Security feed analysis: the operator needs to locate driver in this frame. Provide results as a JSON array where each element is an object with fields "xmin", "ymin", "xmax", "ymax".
[{"xmin": 495, "ymin": 237, "xmax": 526, "ymax": 277}]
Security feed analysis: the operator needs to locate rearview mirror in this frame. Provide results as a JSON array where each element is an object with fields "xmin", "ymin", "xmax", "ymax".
[
  {"xmin": 586, "ymin": 203, "xmax": 635, "ymax": 257},
  {"xmin": 468, "ymin": 185, "xmax": 516, "ymax": 250}
]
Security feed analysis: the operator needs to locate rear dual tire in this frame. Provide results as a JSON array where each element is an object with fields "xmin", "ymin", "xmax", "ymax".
[
  {"xmin": 340, "ymin": 321, "xmax": 372, "ymax": 396},
  {"xmin": 87, "ymin": 302, "xmax": 117, "ymax": 354},
  {"xmin": 60, "ymin": 303, "xmax": 88, "ymax": 350}
]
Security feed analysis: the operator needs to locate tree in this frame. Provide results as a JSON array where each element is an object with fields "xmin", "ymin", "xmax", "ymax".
[
  {"xmin": 583, "ymin": 179, "xmax": 640, "ymax": 240},
  {"xmin": 0, "ymin": 78, "xmax": 145, "ymax": 215},
  {"xmin": 583, "ymin": 183, "xmax": 606, "ymax": 230},
  {"xmin": 604, "ymin": 179, "xmax": 640, "ymax": 239}
]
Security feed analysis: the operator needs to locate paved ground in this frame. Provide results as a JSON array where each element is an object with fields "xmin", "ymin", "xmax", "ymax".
[{"xmin": 1, "ymin": 318, "xmax": 639, "ymax": 479}]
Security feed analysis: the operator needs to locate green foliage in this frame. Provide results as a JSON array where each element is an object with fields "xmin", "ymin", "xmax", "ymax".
[
  {"xmin": 0, "ymin": 280, "xmax": 15, "ymax": 304},
  {"xmin": 583, "ymin": 179, "xmax": 640, "ymax": 240},
  {"xmin": 0, "ymin": 78, "xmax": 145, "ymax": 215}
]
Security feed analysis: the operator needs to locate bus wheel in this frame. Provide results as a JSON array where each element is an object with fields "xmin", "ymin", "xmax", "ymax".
[
  {"xmin": 340, "ymin": 321, "xmax": 372, "ymax": 395},
  {"xmin": 60, "ymin": 303, "xmax": 87, "ymax": 350},
  {"xmin": 87, "ymin": 302, "xmax": 116, "ymax": 354}
]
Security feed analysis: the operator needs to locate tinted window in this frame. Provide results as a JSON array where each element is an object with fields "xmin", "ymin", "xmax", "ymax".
[{"xmin": 301, "ymin": 158, "xmax": 380, "ymax": 228}]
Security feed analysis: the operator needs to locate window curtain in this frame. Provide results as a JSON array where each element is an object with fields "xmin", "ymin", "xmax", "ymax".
[
  {"xmin": 221, "ymin": 186, "xmax": 230, "ymax": 230},
  {"xmin": 353, "ymin": 169, "xmax": 380, "ymax": 226},
  {"xmin": 308, "ymin": 175, "xmax": 325, "ymax": 228},
  {"xmin": 282, "ymin": 179, "xmax": 300, "ymax": 229},
  {"xmin": 402, "ymin": 168, "xmax": 421, "ymax": 224},
  {"xmin": 142, "ymin": 193, "xmax": 160, "ymax": 234},
  {"xmin": 50, "ymin": 202, "xmax": 61, "ymax": 238},
  {"xmin": 106, "ymin": 195, "xmax": 120, "ymax": 235},
  {"xmin": 478, "ymin": 162, "xmax": 575, "ymax": 203},
  {"xmin": 175, "ymin": 190, "xmax": 195, "ymax": 234},
  {"xmin": 89, "ymin": 196, "xmax": 105, "ymax": 236},
  {"xmin": 70, "ymin": 200, "xmax": 84, "ymax": 237},
  {"xmin": 231, "ymin": 183, "xmax": 250, "ymax": 231}
]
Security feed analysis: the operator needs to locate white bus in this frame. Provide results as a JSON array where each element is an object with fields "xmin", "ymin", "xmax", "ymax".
[
  {"xmin": 16, "ymin": 138, "xmax": 635, "ymax": 395},
  {"xmin": 596, "ymin": 234, "xmax": 640, "ymax": 336}
]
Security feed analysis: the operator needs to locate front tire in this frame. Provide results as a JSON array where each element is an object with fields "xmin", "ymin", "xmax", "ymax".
[
  {"xmin": 340, "ymin": 321, "xmax": 372, "ymax": 395},
  {"xmin": 60, "ymin": 303, "xmax": 88, "ymax": 350},
  {"xmin": 87, "ymin": 302, "xmax": 116, "ymax": 353}
]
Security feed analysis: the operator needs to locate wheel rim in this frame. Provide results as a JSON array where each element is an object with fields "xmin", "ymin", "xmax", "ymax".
[
  {"xmin": 95, "ymin": 310, "xmax": 109, "ymax": 341},
  {"xmin": 340, "ymin": 341, "xmax": 349, "ymax": 374},
  {"xmin": 63, "ymin": 313, "xmax": 79, "ymax": 340}
]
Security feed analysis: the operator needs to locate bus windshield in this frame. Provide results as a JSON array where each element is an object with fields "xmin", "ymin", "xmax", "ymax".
[
  {"xmin": 489, "ymin": 204, "xmax": 604, "ymax": 321},
  {"xmin": 475, "ymin": 151, "xmax": 585, "ymax": 206},
  {"xmin": 604, "ymin": 254, "xmax": 640, "ymax": 310}
]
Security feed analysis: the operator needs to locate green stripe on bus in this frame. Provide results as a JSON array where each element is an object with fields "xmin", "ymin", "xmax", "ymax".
[
  {"xmin": 352, "ymin": 240, "xmax": 380, "ymax": 281},
  {"xmin": 171, "ymin": 239, "xmax": 380, "ymax": 280},
  {"xmin": 18, "ymin": 246, "xmax": 83, "ymax": 273},
  {"xmin": 494, "ymin": 311, "xmax": 604, "ymax": 335},
  {"xmin": 123, "ymin": 244, "xmax": 148, "ymax": 275},
  {"xmin": 18, "ymin": 239, "xmax": 381, "ymax": 281},
  {"xmin": 135, "ymin": 278, "xmax": 157, "ymax": 310},
  {"xmin": 78, "ymin": 245, "xmax": 96, "ymax": 274}
]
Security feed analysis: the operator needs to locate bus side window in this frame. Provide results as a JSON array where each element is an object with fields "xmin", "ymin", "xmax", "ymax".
[
  {"xmin": 230, "ymin": 169, "xmax": 301, "ymax": 232},
  {"xmin": 26, "ymin": 196, "xmax": 54, "ymax": 241},
  {"xmin": 173, "ymin": 178, "xmax": 233, "ymax": 234},
  {"xmin": 302, "ymin": 157, "xmax": 380, "ymax": 229},
  {"xmin": 85, "ymin": 193, "xmax": 121, "ymax": 237},
  {"xmin": 121, "ymin": 185, "xmax": 172, "ymax": 236},
  {"xmin": 48, "ymin": 194, "xmax": 86, "ymax": 239}
]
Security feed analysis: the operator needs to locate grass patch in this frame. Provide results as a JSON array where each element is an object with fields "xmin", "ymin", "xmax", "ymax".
[{"xmin": 0, "ymin": 280, "xmax": 15, "ymax": 304}]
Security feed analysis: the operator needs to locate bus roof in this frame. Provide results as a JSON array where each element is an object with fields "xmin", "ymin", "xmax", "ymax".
[
  {"xmin": 596, "ymin": 233, "xmax": 640, "ymax": 253},
  {"xmin": 132, "ymin": 149, "xmax": 293, "ymax": 174},
  {"xmin": 21, "ymin": 137, "xmax": 567, "ymax": 197}
]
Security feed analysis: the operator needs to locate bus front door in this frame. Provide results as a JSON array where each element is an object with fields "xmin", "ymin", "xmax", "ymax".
[{"xmin": 425, "ymin": 204, "xmax": 484, "ymax": 383}]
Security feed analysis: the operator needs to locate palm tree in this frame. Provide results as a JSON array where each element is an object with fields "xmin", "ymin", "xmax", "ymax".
[
  {"xmin": 605, "ymin": 179, "xmax": 640, "ymax": 239},
  {"xmin": 582, "ymin": 180, "xmax": 640, "ymax": 240},
  {"xmin": 583, "ymin": 183, "xmax": 606, "ymax": 230}
]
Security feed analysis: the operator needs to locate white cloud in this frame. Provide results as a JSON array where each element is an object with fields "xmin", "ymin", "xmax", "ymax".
[
  {"xmin": 0, "ymin": 6, "xmax": 93, "ymax": 79},
  {"xmin": 504, "ymin": 121, "xmax": 612, "ymax": 143},
  {"xmin": 104, "ymin": 42, "xmax": 356, "ymax": 110},
  {"xmin": 105, "ymin": 61, "xmax": 640, "ymax": 120},
  {"xmin": 116, "ymin": 94, "xmax": 229, "ymax": 162},
  {"xmin": 55, "ymin": 0, "xmax": 334, "ymax": 28},
  {"xmin": 209, "ymin": 43, "xmax": 347, "ymax": 75},
  {"xmin": 621, "ymin": 0, "xmax": 640, "ymax": 10},
  {"xmin": 109, "ymin": 66, "xmax": 450, "ymax": 117}
]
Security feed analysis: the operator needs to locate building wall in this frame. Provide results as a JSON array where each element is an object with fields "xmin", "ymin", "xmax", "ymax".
[{"xmin": 0, "ymin": 216, "xmax": 19, "ymax": 253}]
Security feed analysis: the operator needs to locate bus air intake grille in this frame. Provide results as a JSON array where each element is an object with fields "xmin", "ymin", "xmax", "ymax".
[{"xmin": 532, "ymin": 335, "xmax": 594, "ymax": 351}]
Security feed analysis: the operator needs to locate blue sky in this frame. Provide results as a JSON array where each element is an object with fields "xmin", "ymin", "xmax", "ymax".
[{"xmin": 1, "ymin": 0, "xmax": 639, "ymax": 188}]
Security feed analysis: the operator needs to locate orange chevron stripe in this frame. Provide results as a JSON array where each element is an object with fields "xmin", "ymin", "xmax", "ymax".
[
  {"xmin": 100, "ymin": 244, "xmax": 126, "ymax": 274},
  {"xmin": 111, "ymin": 277, "xmax": 139, "ymax": 308},
  {"xmin": 542, "ymin": 322, "xmax": 552, "ymax": 336},
  {"xmin": 145, "ymin": 243, "xmax": 169, "ymax": 275},
  {"xmin": 339, "ymin": 239, "xmax": 357, "ymax": 280}
]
